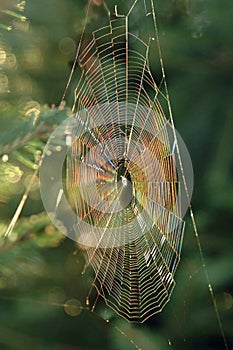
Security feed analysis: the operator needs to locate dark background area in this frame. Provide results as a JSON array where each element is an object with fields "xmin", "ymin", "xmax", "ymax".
[{"xmin": 0, "ymin": 1, "xmax": 232, "ymax": 349}]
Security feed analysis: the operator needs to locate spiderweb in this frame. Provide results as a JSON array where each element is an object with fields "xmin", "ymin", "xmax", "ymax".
[
  {"xmin": 3, "ymin": 0, "xmax": 229, "ymax": 348},
  {"xmin": 64, "ymin": 4, "xmax": 188, "ymax": 322},
  {"xmin": 56, "ymin": 3, "xmax": 229, "ymax": 343}
]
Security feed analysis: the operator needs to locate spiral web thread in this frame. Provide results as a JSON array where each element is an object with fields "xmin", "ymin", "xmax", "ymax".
[{"xmin": 66, "ymin": 3, "xmax": 186, "ymax": 323}]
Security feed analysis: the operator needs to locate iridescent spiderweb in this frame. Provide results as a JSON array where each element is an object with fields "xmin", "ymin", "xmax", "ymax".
[
  {"xmin": 63, "ymin": 4, "xmax": 193, "ymax": 322},
  {"xmin": 5, "ymin": 0, "xmax": 229, "ymax": 346}
]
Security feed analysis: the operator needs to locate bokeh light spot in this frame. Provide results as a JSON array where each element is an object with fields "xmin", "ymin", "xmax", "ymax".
[
  {"xmin": 29, "ymin": 215, "xmax": 39, "ymax": 224},
  {"xmin": 64, "ymin": 298, "xmax": 82, "ymax": 317},
  {"xmin": 56, "ymin": 146, "xmax": 62, "ymax": 152},
  {"xmin": 4, "ymin": 53, "xmax": 17, "ymax": 69},
  {"xmin": 24, "ymin": 174, "xmax": 39, "ymax": 191},
  {"xmin": 17, "ymin": 1, "xmax": 26, "ymax": 12},
  {"xmin": 0, "ymin": 49, "xmax": 7, "ymax": 65},
  {"xmin": 5, "ymin": 166, "xmax": 23, "ymax": 183},
  {"xmin": 45, "ymin": 225, "xmax": 55, "ymax": 234},
  {"xmin": 59, "ymin": 37, "xmax": 76, "ymax": 55},
  {"xmin": 223, "ymin": 292, "xmax": 233, "ymax": 310},
  {"xmin": 2, "ymin": 154, "xmax": 9, "ymax": 162}
]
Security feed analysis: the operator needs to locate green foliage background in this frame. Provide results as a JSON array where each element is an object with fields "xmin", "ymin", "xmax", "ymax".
[{"xmin": 0, "ymin": 1, "xmax": 232, "ymax": 349}]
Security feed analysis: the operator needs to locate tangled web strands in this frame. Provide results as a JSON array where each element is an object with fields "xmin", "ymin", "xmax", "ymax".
[{"xmin": 67, "ymin": 15, "xmax": 186, "ymax": 323}]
